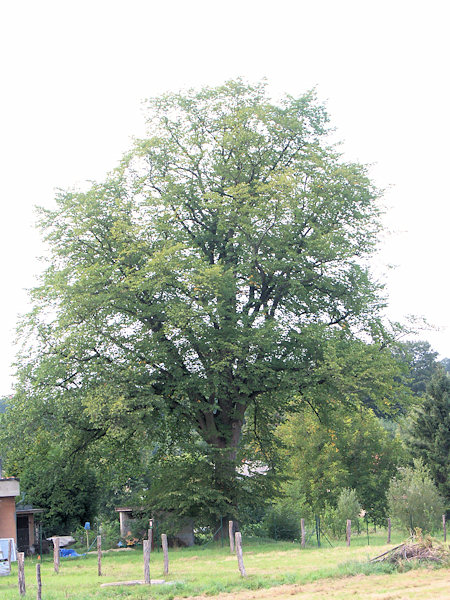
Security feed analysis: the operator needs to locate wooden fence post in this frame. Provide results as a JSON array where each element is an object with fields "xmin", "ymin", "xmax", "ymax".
[
  {"xmin": 235, "ymin": 531, "xmax": 246, "ymax": 577},
  {"xmin": 7, "ymin": 538, "xmax": 12, "ymax": 568},
  {"xmin": 53, "ymin": 537, "xmax": 60, "ymax": 574},
  {"xmin": 143, "ymin": 539, "xmax": 151, "ymax": 584},
  {"xmin": 36, "ymin": 563, "xmax": 42, "ymax": 600},
  {"xmin": 229, "ymin": 520, "xmax": 235, "ymax": 553},
  {"xmin": 161, "ymin": 534, "xmax": 169, "ymax": 575},
  {"xmin": 18, "ymin": 552, "xmax": 25, "ymax": 596},
  {"xmin": 301, "ymin": 518, "xmax": 306, "ymax": 548},
  {"xmin": 443, "ymin": 514, "xmax": 447, "ymax": 542},
  {"xmin": 387, "ymin": 518, "xmax": 391, "ymax": 544},
  {"xmin": 346, "ymin": 520, "xmax": 351, "ymax": 547},
  {"xmin": 97, "ymin": 535, "xmax": 102, "ymax": 576}
]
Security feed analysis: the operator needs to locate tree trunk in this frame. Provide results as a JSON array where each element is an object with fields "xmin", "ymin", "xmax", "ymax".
[
  {"xmin": 198, "ymin": 402, "xmax": 246, "ymax": 539},
  {"xmin": 205, "ymin": 414, "xmax": 244, "ymax": 518}
]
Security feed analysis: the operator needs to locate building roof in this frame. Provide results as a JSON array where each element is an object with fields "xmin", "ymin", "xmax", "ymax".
[{"xmin": 16, "ymin": 508, "xmax": 45, "ymax": 515}]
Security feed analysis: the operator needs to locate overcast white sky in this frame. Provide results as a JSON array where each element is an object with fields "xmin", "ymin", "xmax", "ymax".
[{"xmin": 1, "ymin": 0, "xmax": 449, "ymax": 396}]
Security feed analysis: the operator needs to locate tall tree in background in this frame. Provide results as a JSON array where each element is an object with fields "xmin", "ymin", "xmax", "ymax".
[
  {"xmin": 365, "ymin": 340, "xmax": 440, "ymax": 420},
  {"xmin": 3, "ymin": 81, "xmax": 404, "ymax": 519},
  {"xmin": 439, "ymin": 357, "xmax": 450, "ymax": 373},
  {"xmin": 402, "ymin": 371, "xmax": 450, "ymax": 502},
  {"xmin": 395, "ymin": 341, "xmax": 440, "ymax": 397}
]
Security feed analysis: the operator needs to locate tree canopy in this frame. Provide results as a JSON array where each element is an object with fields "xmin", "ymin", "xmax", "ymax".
[{"xmin": 2, "ymin": 80, "xmax": 406, "ymax": 521}]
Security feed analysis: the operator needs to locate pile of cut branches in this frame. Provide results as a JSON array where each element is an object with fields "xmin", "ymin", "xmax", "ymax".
[{"xmin": 370, "ymin": 530, "xmax": 449, "ymax": 566}]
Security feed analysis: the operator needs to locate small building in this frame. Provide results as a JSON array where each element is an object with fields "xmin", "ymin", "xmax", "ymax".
[
  {"xmin": 0, "ymin": 478, "xmax": 44, "ymax": 554},
  {"xmin": 116, "ymin": 506, "xmax": 135, "ymax": 538},
  {"xmin": 115, "ymin": 507, "xmax": 194, "ymax": 547},
  {"xmin": 16, "ymin": 506, "xmax": 44, "ymax": 554}
]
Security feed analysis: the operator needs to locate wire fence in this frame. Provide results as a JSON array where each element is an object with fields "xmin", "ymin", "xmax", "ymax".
[{"xmin": 31, "ymin": 510, "xmax": 447, "ymax": 561}]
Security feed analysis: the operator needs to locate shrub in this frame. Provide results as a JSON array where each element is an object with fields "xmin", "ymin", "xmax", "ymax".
[
  {"xmin": 99, "ymin": 519, "xmax": 121, "ymax": 549},
  {"xmin": 263, "ymin": 504, "xmax": 301, "ymax": 541},
  {"xmin": 240, "ymin": 521, "xmax": 269, "ymax": 538},
  {"xmin": 387, "ymin": 459, "xmax": 445, "ymax": 533},
  {"xmin": 322, "ymin": 503, "xmax": 344, "ymax": 539},
  {"xmin": 72, "ymin": 519, "xmax": 120, "ymax": 551},
  {"xmin": 337, "ymin": 488, "xmax": 362, "ymax": 521},
  {"xmin": 322, "ymin": 489, "xmax": 361, "ymax": 539},
  {"xmin": 71, "ymin": 524, "xmax": 91, "ymax": 550}
]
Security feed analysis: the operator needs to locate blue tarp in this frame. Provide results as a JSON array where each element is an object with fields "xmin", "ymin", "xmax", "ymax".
[{"xmin": 60, "ymin": 548, "xmax": 85, "ymax": 558}]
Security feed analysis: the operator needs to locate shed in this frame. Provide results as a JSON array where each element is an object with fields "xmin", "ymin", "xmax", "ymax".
[
  {"xmin": 115, "ymin": 507, "xmax": 194, "ymax": 547},
  {"xmin": 0, "ymin": 479, "xmax": 44, "ymax": 554},
  {"xmin": 15, "ymin": 506, "xmax": 44, "ymax": 554},
  {"xmin": 115, "ymin": 506, "xmax": 135, "ymax": 538}
]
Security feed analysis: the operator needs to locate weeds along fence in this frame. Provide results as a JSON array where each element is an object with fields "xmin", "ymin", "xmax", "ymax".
[
  {"xmin": 138, "ymin": 513, "xmax": 448, "ymax": 550},
  {"xmin": 243, "ymin": 514, "xmax": 448, "ymax": 548},
  {"xmin": 32, "ymin": 511, "xmax": 448, "ymax": 562},
  {"xmin": 164, "ymin": 516, "xmax": 385, "ymax": 549}
]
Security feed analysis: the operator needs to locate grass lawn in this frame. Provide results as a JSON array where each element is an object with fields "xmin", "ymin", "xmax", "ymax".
[{"xmin": 0, "ymin": 533, "xmax": 448, "ymax": 599}]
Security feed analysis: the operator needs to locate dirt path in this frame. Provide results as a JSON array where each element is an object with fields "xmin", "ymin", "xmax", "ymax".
[{"xmin": 180, "ymin": 568, "xmax": 450, "ymax": 600}]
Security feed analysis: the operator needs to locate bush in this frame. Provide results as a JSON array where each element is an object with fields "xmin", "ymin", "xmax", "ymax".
[
  {"xmin": 263, "ymin": 504, "xmax": 301, "ymax": 541},
  {"xmin": 387, "ymin": 459, "xmax": 445, "ymax": 533},
  {"xmin": 322, "ymin": 503, "xmax": 344, "ymax": 539},
  {"xmin": 322, "ymin": 489, "xmax": 361, "ymax": 539},
  {"xmin": 240, "ymin": 521, "xmax": 269, "ymax": 538},
  {"xmin": 71, "ymin": 520, "xmax": 120, "ymax": 551},
  {"xmin": 99, "ymin": 519, "xmax": 121, "ymax": 549},
  {"xmin": 325, "ymin": 489, "xmax": 362, "ymax": 539},
  {"xmin": 337, "ymin": 488, "xmax": 362, "ymax": 521},
  {"xmin": 71, "ymin": 524, "xmax": 91, "ymax": 551}
]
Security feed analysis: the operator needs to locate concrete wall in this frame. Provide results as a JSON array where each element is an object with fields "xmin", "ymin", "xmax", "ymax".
[{"xmin": 118, "ymin": 511, "xmax": 133, "ymax": 538}]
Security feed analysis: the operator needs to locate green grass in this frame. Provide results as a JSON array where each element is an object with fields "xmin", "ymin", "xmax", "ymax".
[{"xmin": 0, "ymin": 532, "xmax": 448, "ymax": 599}]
